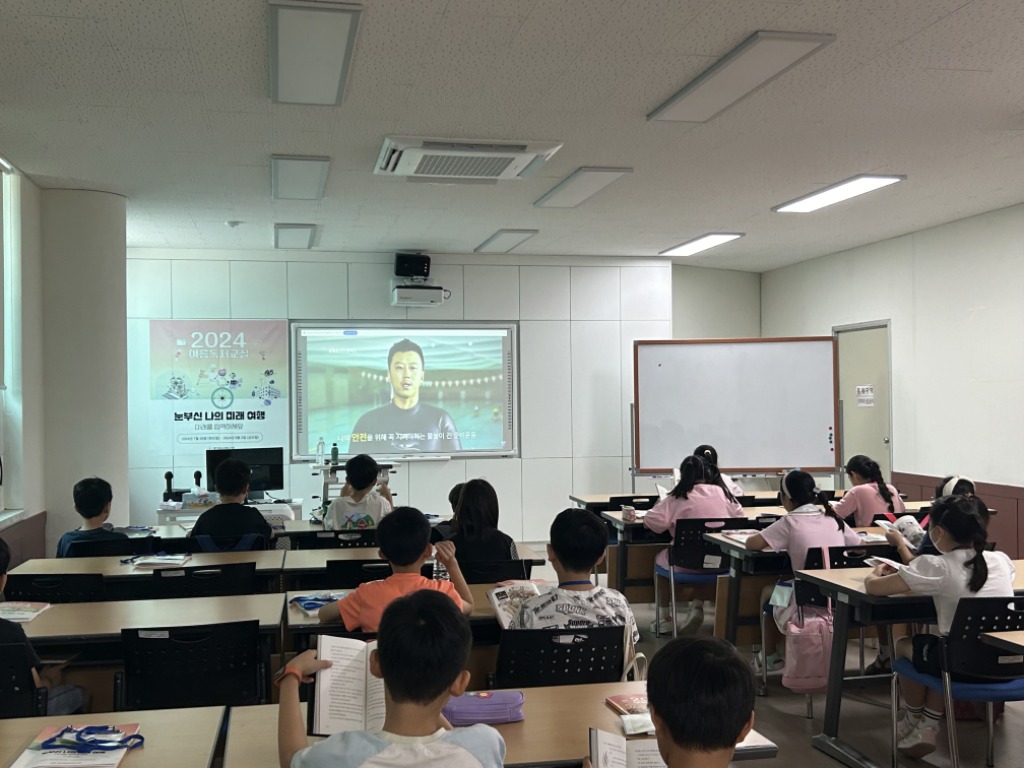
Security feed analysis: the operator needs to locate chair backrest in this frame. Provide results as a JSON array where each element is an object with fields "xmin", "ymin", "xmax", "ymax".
[
  {"xmin": 119, "ymin": 619, "xmax": 262, "ymax": 710},
  {"xmin": 493, "ymin": 627, "xmax": 624, "ymax": 688},
  {"xmin": 151, "ymin": 561, "xmax": 258, "ymax": 598},
  {"xmin": 293, "ymin": 531, "xmax": 377, "ymax": 550},
  {"xmin": 458, "ymin": 560, "xmax": 532, "ymax": 584},
  {"xmin": 192, "ymin": 533, "xmax": 266, "ymax": 552},
  {"xmin": 325, "ymin": 559, "xmax": 433, "ymax": 588},
  {"xmin": 65, "ymin": 537, "xmax": 157, "ymax": 558},
  {"xmin": 945, "ymin": 597, "xmax": 1024, "ymax": 680},
  {"xmin": 4, "ymin": 573, "xmax": 106, "ymax": 603},
  {"xmin": 669, "ymin": 517, "xmax": 755, "ymax": 570},
  {"xmin": 0, "ymin": 643, "xmax": 47, "ymax": 717},
  {"xmin": 609, "ymin": 495, "xmax": 657, "ymax": 511}
]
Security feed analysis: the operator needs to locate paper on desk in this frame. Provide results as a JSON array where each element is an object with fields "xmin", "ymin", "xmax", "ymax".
[
  {"xmin": 10, "ymin": 724, "xmax": 140, "ymax": 768},
  {"xmin": 858, "ymin": 533, "xmax": 888, "ymax": 543}
]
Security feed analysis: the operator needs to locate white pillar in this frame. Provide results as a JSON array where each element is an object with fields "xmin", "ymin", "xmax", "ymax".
[{"xmin": 41, "ymin": 190, "xmax": 128, "ymax": 551}]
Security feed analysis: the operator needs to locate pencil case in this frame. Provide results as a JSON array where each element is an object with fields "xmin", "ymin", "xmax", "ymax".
[{"xmin": 442, "ymin": 691, "xmax": 525, "ymax": 725}]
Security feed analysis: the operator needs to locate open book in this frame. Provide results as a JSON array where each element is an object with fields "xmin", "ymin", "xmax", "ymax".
[
  {"xmin": 590, "ymin": 726, "xmax": 776, "ymax": 767},
  {"xmin": 308, "ymin": 634, "xmax": 385, "ymax": 737},
  {"xmin": 722, "ymin": 529, "xmax": 761, "ymax": 542},
  {"xmin": 864, "ymin": 556, "xmax": 904, "ymax": 572},
  {"xmin": 130, "ymin": 554, "xmax": 192, "ymax": 569},
  {"xmin": 487, "ymin": 581, "xmax": 542, "ymax": 629},
  {"xmin": 0, "ymin": 601, "xmax": 50, "ymax": 623}
]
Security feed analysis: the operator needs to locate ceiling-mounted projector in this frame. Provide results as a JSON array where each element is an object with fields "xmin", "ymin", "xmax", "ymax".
[{"xmin": 390, "ymin": 280, "xmax": 445, "ymax": 307}]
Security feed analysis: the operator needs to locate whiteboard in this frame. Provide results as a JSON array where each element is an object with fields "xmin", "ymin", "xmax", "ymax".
[{"xmin": 633, "ymin": 338, "xmax": 838, "ymax": 473}]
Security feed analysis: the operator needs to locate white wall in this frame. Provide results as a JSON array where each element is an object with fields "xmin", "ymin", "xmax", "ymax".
[
  {"xmin": 761, "ymin": 203, "xmax": 1024, "ymax": 486},
  {"xmin": 126, "ymin": 250, "xmax": 673, "ymax": 540},
  {"xmin": 672, "ymin": 264, "xmax": 760, "ymax": 339}
]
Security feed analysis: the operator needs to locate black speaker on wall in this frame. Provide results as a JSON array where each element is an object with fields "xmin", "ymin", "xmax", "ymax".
[{"xmin": 394, "ymin": 252, "xmax": 430, "ymax": 278}]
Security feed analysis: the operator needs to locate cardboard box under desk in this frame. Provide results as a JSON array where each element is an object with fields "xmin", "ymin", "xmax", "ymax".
[
  {"xmin": 603, "ymin": 543, "xmax": 659, "ymax": 603},
  {"xmin": 713, "ymin": 574, "xmax": 779, "ymax": 648}
]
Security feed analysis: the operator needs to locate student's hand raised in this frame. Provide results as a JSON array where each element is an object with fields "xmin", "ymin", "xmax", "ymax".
[
  {"xmin": 340, "ymin": 482, "xmax": 354, "ymax": 498},
  {"xmin": 884, "ymin": 529, "xmax": 905, "ymax": 547},
  {"xmin": 286, "ymin": 649, "xmax": 333, "ymax": 682},
  {"xmin": 433, "ymin": 540, "xmax": 457, "ymax": 567}
]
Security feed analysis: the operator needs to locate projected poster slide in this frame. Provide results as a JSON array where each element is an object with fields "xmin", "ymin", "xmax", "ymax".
[
  {"xmin": 293, "ymin": 325, "xmax": 516, "ymax": 458},
  {"xmin": 148, "ymin": 320, "xmax": 289, "ymax": 452}
]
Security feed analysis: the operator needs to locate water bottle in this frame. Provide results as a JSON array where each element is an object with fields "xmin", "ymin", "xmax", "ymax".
[
  {"xmin": 315, "ymin": 437, "xmax": 326, "ymax": 465},
  {"xmin": 330, "ymin": 442, "xmax": 339, "ymax": 465}
]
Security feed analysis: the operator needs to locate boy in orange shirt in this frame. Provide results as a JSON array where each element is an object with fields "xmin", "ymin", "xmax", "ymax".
[{"xmin": 318, "ymin": 506, "xmax": 473, "ymax": 631}]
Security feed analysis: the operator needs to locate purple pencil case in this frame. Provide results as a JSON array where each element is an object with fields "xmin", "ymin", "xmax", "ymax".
[{"xmin": 442, "ymin": 691, "xmax": 525, "ymax": 725}]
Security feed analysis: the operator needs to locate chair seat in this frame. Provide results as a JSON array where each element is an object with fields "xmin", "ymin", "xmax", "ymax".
[
  {"xmin": 893, "ymin": 658, "xmax": 1024, "ymax": 702},
  {"xmin": 654, "ymin": 565, "xmax": 722, "ymax": 585}
]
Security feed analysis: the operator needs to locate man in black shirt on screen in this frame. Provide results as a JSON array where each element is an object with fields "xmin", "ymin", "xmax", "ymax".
[{"xmin": 347, "ymin": 339, "xmax": 462, "ymax": 454}]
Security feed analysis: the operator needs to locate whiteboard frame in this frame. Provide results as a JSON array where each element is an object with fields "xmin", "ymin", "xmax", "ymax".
[{"xmin": 632, "ymin": 336, "xmax": 840, "ymax": 474}]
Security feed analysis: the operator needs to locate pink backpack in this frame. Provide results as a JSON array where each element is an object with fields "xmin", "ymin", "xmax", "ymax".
[{"xmin": 781, "ymin": 603, "xmax": 833, "ymax": 694}]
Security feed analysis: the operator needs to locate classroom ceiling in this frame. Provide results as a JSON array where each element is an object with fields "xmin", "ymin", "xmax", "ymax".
[{"xmin": 0, "ymin": 0, "xmax": 1022, "ymax": 272}]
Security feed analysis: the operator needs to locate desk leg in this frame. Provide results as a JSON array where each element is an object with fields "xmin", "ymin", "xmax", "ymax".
[
  {"xmin": 616, "ymin": 528, "xmax": 631, "ymax": 591},
  {"xmin": 810, "ymin": 600, "xmax": 882, "ymax": 768},
  {"xmin": 725, "ymin": 556, "xmax": 742, "ymax": 645}
]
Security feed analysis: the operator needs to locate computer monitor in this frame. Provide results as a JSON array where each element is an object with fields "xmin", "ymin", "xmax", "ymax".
[{"xmin": 205, "ymin": 447, "xmax": 285, "ymax": 497}]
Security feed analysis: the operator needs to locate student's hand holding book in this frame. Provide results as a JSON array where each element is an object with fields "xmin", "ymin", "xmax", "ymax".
[{"xmin": 279, "ymin": 649, "xmax": 333, "ymax": 686}]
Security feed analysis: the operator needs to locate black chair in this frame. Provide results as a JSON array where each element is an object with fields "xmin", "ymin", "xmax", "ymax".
[
  {"xmin": 192, "ymin": 533, "xmax": 266, "ymax": 552},
  {"xmin": 4, "ymin": 573, "xmax": 106, "ymax": 603},
  {"xmin": 490, "ymin": 627, "xmax": 624, "ymax": 689},
  {"xmin": 325, "ymin": 559, "xmax": 433, "ymax": 588},
  {"xmin": 292, "ymin": 531, "xmax": 377, "ymax": 550},
  {"xmin": 609, "ymin": 495, "xmax": 657, "ymax": 511},
  {"xmin": 458, "ymin": 560, "xmax": 532, "ymax": 584},
  {"xmin": 151, "ymin": 562, "xmax": 257, "ymax": 598},
  {"xmin": 65, "ymin": 537, "xmax": 158, "ymax": 558},
  {"xmin": 0, "ymin": 643, "xmax": 47, "ymax": 717},
  {"xmin": 891, "ymin": 597, "xmax": 1024, "ymax": 768},
  {"xmin": 115, "ymin": 620, "xmax": 263, "ymax": 710}
]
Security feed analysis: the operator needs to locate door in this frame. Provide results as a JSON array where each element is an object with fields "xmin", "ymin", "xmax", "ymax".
[{"xmin": 835, "ymin": 323, "xmax": 893, "ymax": 479}]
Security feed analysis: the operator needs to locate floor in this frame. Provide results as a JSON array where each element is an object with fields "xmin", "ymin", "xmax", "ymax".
[{"xmin": 526, "ymin": 547, "xmax": 1022, "ymax": 768}]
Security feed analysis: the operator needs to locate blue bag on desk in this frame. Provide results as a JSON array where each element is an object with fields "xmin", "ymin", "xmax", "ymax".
[{"xmin": 442, "ymin": 691, "xmax": 525, "ymax": 725}]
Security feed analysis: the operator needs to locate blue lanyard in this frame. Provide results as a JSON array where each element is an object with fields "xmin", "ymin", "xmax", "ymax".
[
  {"xmin": 40, "ymin": 725, "xmax": 145, "ymax": 752},
  {"xmin": 290, "ymin": 593, "xmax": 345, "ymax": 611}
]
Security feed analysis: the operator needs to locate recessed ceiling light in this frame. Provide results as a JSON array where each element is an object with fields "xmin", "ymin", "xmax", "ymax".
[
  {"xmin": 274, "ymin": 223, "xmax": 316, "ymax": 249},
  {"xmin": 271, "ymin": 155, "xmax": 330, "ymax": 200},
  {"xmin": 660, "ymin": 233, "xmax": 744, "ymax": 257},
  {"xmin": 648, "ymin": 31, "xmax": 834, "ymax": 123},
  {"xmin": 534, "ymin": 167, "xmax": 633, "ymax": 208},
  {"xmin": 473, "ymin": 229, "xmax": 539, "ymax": 254},
  {"xmin": 268, "ymin": 0, "xmax": 362, "ymax": 106},
  {"xmin": 773, "ymin": 175, "xmax": 906, "ymax": 213}
]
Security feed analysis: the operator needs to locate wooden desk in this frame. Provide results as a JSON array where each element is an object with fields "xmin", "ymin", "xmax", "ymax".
[
  {"xmin": 795, "ymin": 561, "xmax": 1024, "ymax": 768},
  {"xmin": 223, "ymin": 684, "xmax": 777, "ymax": 768},
  {"xmin": 0, "ymin": 706, "xmax": 225, "ymax": 768},
  {"xmin": 981, "ymin": 630, "xmax": 1024, "ymax": 654}
]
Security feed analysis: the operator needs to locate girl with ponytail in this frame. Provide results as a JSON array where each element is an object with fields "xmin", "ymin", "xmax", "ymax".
[
  {"xmin": 693, "ymin": 444, "xmax": 744, "ymax": 499},
  {"xmin": 865, "ymin": 494, "xmax": 1015, "ymax": 757},
  {"xmin": 744, "ymin": 470, "xmax": 861, "ymax": 671},
  {"xmin": 831, "ymin": 454, "xmax": 906, "ymax": 527}
]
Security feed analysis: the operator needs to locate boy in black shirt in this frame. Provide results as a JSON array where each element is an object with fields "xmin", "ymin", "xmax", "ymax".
[
  {"xmin": 189, "ymin": 459, "xmax": 272, "ymax": 549},
  {"xmin": 55, "ymin": 477, "xmax": 128, "ymax": 557}
]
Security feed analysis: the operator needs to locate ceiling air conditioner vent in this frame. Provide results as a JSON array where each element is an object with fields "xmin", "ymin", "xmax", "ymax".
[{"xmin": 375, "ymin": 136, "xmax": 562, "ymax": 182}]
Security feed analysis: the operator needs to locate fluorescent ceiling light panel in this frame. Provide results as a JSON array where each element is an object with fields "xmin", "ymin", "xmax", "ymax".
[
  {"xmin": 274, "ymin": 223, "xmax": 316, "ymax": 249},
  {"xmin": 271, "ymin": 155, "xmax": 330, "ymax": 200},
  {"xmin": 773, "ymin": 174, "xmax": 906, "ymax": 213},
  {"xmin": 473, "ymin": 229, "xmax": 539, "ymax": 254},
  {"xmin": 534, "ymin": 167, "xmax": 633, "ymax": 208},
  {"xmin": 648, "ymin": 31, "xmax": 834, "ymax": 123},
  {"xmin": 660, "ymin": 233, "xmax": 743, "ymax": 257},
  {"xmin": 269, "ymin": 0, "xmax": 361, "ymax": 106}
]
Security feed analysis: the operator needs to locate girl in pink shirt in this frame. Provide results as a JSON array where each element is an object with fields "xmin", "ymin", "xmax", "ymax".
[
  {"xmin": 831, "ymin": 454, "xmax": 905, "ymax": 527},
  {"xmin": 644, "ymin": 455, "xmax": 743, "ymax": 635}
]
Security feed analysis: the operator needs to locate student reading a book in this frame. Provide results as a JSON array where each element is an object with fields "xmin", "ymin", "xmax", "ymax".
[
  {"xmin": 189, "ymin": 458, "xmax": 272, "ymax": 549},
  {"xmin": 55, "ymin": 477, "xmax": 128, "ymax": 557},
  {"xmin": 325, "ymin": 454, "xmax": 393, "ymax": 531},
  {"xmin": 864, "ymin": 494, "xmax": 1014, "ymax": 757},
  {"xmin": 585, "ymin": 636, "xmax": 755, "ymax": 768},
  {"xmin": 886, "ymin": 475, "xmax": 980, "ymax": 563},
  {"xmin": 744, "ymin": 470, "xmax": 860, "ymax": 672},
  {"xmin": 318, "ymin": 506, "xmax": 473, "ymax": 630},
  {"xmin": 830, "ymin": 454, "xmax": 906, "ymax": 527},
  {"xmin": 448, "ymin": 479, "xmax": 519, "ymax": 564},
  {"xmin": 693, "ymin": 444, "xmax": 744, "ymax": 499},
  {"xmin": 279, "ymin": 590, "xmax": 505, "ymax": 768},
  {"xmin": 0, "ymin": 537, "xmax": 87, "ymax": 714},
  {"xmin": 515, "ymin": 507, "xmax": 639, "ymax": 643},
  {"xmin": 643, "ymin": 455, "xmax": 743, "ymax": 635}
]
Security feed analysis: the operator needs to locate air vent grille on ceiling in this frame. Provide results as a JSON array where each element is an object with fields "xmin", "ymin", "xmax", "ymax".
[{"xmin": 375, "ymin": 136, "xmax": 562, "ymax": 182}]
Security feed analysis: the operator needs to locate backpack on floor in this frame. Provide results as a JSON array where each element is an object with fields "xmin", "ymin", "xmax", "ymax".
[{"xmin": 782, "ymin": 604, "xmax": 834, "ymax": 694}]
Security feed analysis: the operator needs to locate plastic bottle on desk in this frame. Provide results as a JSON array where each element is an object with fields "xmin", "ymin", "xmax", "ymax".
[
  {"xmin": 330, "ymin": 442, "xmax": 339, "ymax": 465},
  {"xmin": 316, "ymin": 437, "xmax": 326, "ymax": 465}
]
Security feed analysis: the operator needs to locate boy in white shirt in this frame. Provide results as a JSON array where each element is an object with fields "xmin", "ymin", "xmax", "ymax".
[{"xmin": 325, "ymin": 454, "xmax": 392, "ymax": 531}]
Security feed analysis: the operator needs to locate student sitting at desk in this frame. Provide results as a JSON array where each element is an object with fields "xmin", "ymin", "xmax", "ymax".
[
  {"xmin": 189, "ymin": 458, "xmax": 272, "ymax": 549},
  {"xmin": 56, "ymin": 477, "xmax": 128, "ymax": 557},
  {"xmin": 745, "ymin": 470, "xmax": 860, "ymax": 672},
  {"xmin": 448, "ymin": 479, "xmax": 519, "ymax": 564},
  {"xmin": 324, "ymin": 453, "xmax": 393, "ymax": 531},
  {"xmin": 515, "ymin": 508, "xmax": 639, "ymax": 644},
  {"xmin": 1, "ymin": 537, "xmax": 88, "ymax": 714},
  {"xmin": 584, "ymin": 636, "xmax": 756, "ymax": 768},
  {"xmin": 865, "ymin": 494, "xmax": 1014, "ymax": 758},
  {"xmin": 279, "ymin": 590, "xmax": 505, "ymax": 768},
  {"xmin": 318, "ymin": 506, "xmax": 473, "ymax": 631},
  {"xmin": 644, "ymin": 455, "xmax": 743, "ymax": 635},
  {"xmin": 831, "ymin": 454, "xmax": 905, "ymax": 527},
  {"xmin": 694, "ymin": 444, "xmax": 744, "ymax": 499}
]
